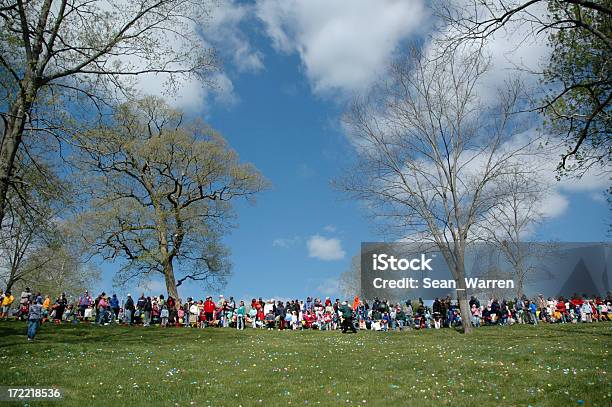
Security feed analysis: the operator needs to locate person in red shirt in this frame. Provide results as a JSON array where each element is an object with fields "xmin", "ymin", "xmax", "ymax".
[
  {"xmin": 590, "ymin": 301, "xmax": 599, "ymax": 320},
  {"xmin": 204, "ymin": 296, "xmax": 215, "ymax": 324},
  {"xmin": 303, "ymin": 310, "xmax": 314, "ymax": 329},
  {"xmin": 555, "ymin": 298, "xmax": 567, "ymax": 322},
  {"xmin": 570, "ymin": 297, "xmax": 583, "ymax": 307}
]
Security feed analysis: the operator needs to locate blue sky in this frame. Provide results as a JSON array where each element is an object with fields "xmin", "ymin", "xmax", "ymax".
[{"xmin": 94, "ymin": 0, "xmax": 609, "ymax": 301}]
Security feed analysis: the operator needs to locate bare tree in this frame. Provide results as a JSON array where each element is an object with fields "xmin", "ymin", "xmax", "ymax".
[
  {"xmin": 0, "ymin": 0, "xmax": 217, "ymax": 228},
  {"xmin": 76, "ymin": 97, "xmax": 267, "ymax": 301},
  {"xmin": 340, "ymin": 45, "xmax": 540, "ymax": 333},
  {"xmin": 479, "ymin": 167, "xmax": 548, "ymax": 298},
  {"xmin": 467, "ymin": 246, "xmax": 516, "ymax": 300},
  {"xmin": 338, "ymin": 255, "xmax": 362, "ymax": 299}
]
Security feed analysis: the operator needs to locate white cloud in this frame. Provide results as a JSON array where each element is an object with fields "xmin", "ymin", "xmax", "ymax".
[
  {"xmin": 524, "ymin": 138, "xmax": 608, "ymax": 217},
  {"xmin": 209, "ymin": 72, "xmax": 239, "ymax": 106},
  {"xmin": 207, "ymin": 0, "xmax": 264, "ymax": 73},
  {"xmin": 272, "ymin": 236, "xmax": 300, "ymax": 248},
  {"xmin": 477, "ymin": 17, "xmax": 550, "ymax": 104},
  {"xmin": 316, "ymin": 277, "xmax": 340, "ymax": 296},
  {"xmin": 556, "ymin": 170, "xmax": 610, "ymax": 193},
  {"xmin": 431, "ymin": 132, "xmax": 606, "ymax": 221},
  {"xmin": 323, "ymin": 225, "xmax": 337, "ymax": 233},
  {"xmin": 256, "ymin": 0, "xmax": 429, "ymax": 95},
  {"xmin": 341, "ymin": 5, "xmax": 607, "ymax": 225},
  {"xmin": 444, "ymin": 1, "xmax": 610, "ymax": 218},
  {"xmin": 126, "ymin": 0, "xmax": 263, "ymax": 111},
  {"xmin": 430, "ymin": 0, "xmax": 551, "ymax": 104},
  {"xmin": 131, "ymin": 72, "xmax": 205, "ymax": 111},
  {"xmin": 539, "ymin": 190, "xmax": 570, "ymax": 219},
  {"xmin": 131, "ymin": 70, "xmax": 238, "ymax": 112},
  {"xmin": 307, "ymin": 234, "xmax": 345, "ymax": 260}
]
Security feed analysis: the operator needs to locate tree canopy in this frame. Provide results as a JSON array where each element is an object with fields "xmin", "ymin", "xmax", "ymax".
[
  {"xmin": 0, "ymin": 0, "xmax": 217, "ymax": 230},
  {"xmin": 435, "ymin": 0, "xmax": 611, "ymax": 176},
  {"xmin": 76, "ymin": 97, "xmax": 267, "ymax": 300},
  {"xmin": 544, "ymin": 0, "xmax": 611, "ymax": 175}
]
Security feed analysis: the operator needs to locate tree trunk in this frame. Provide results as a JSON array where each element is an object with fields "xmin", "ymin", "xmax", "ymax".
[
  {"xmin": 4, "ymin": 262, "xmax": 20, "ymax": 294},
  {"xmin": 454, "ymin": 248, "xmax": 473, "ymax": 334},
  {"xmin": 515, "ymin": 257, "xmax": 526, "ymax": 299},
  {"xmin": 456, "ymin": 287, "xmax": 473, "ymax": 334},
  {"xmin": 516, "ymin": 275, "xmax": 525, "ymax": 300},
  {"xmin": 5, "ymin": 279, "xmax": 15, "ymax": 294},
  {"xmin": 156, "ymin": 214, "xmax": 179, "ymax": 306},
  {"xmin": 163, "ymin": 260, "xmax": 179, "ymax": 306},
  {"xmin": 0, "ymin": 101, "xmax": 27, "ymax": 227}
]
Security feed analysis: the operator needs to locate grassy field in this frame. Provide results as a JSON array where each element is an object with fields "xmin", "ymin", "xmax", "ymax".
[{"xmin": 0, "ymin": 321, "xmax": 610, "ymax": 406}]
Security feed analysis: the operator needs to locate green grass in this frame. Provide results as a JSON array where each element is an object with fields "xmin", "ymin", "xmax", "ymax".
[{"xmin": 0, "ymin": 322, "xmax": 610, "ymax": 406}]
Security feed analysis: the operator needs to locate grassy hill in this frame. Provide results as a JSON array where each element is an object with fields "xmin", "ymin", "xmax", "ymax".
[{"xmin": 0, "ymin": 322, "xmax": 609, "ymax": 406}]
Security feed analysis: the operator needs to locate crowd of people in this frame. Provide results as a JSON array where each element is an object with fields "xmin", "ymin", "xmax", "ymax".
[{"xmin": 1, "ymin": 287, "xmax": 611, "ymax": 340}]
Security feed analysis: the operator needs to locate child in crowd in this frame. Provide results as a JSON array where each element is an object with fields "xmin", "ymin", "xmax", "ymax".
[
  {"xmin": 471, "ymin": 304, "xmax": 481, "ymax": 328},
  {"xmin": 161, "ymin": 305, "xmax": 169, "ymax": 327},
  {"xmin": 236, "ymin": 301, "xmax": 246, "ymax": 330},
  {"xmin": 264, "ymin": 310, "xmax": 275, "ymax": 330},
  {"xmin": 247, "ymin": 306, "xmax": 256, "ymax": 328}
]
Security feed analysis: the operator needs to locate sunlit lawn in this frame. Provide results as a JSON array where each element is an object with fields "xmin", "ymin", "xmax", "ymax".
[{"xmin": 0, "ymin": 321, "xmax": 610, "ymax": 406}]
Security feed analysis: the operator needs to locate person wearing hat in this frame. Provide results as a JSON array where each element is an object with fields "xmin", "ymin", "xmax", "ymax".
[
  {"xmin": 27, "ymin": 297, "xmax": 43, "ymax": 340},
  {"xmin": 339, "ymin": 301, "xmax": 357, "ymax": 333}
]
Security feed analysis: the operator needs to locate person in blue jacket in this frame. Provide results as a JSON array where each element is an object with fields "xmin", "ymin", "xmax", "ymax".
[
  {"xmin": 110, "ymin": 294, "xmax": 120, "ymax": 321},
  {"xmin": 27, "ymin": 297, "xmax": 43, "ymax": 341}
]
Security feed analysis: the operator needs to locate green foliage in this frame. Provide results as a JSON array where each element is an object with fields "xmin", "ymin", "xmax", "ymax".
[
  {"xmin": 0, "ymin": 156, "xmax": 84, "ymax": 293},
  {"xmin": 76, "ymin": 97, "xmax": 267, "ymax": 293},
  {"xmin": 544, "ymin": 0, "xmax": 611, "ymax": 174},
  {"xmin": 15, "ymin": 241, "xmax": 100, "ymax": 300}
]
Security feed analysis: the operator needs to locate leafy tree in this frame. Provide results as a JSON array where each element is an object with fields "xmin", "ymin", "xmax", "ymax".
[
  {"xmin": 544, "ymin": 0, "xmax": 611, "ymax": 175},
  {"xmin": 436, "ymin": 0, "xmax": 611, "ymax": 176},
  {"xmin": 77, "ymin": 97, "xmax": 267, "ymax": 301},
  {"xmin": 0, "ymin": 0, "xmax": 217, "ymax": 230},
  {"xmin": 0, "ymin": 156, "xmax": 87, "ymax": 294},
  {"xmin": 7, "ymin": 230, "xmax": 100, "ymax": 300}
]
